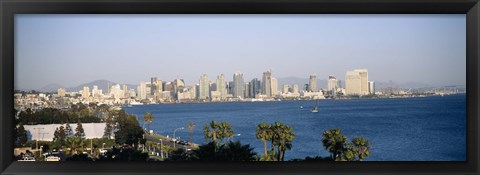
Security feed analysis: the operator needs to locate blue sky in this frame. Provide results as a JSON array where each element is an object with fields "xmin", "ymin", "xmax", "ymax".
[{"xmin": 15, "ymin": 14, "xmax": 466, "ymax": 89}]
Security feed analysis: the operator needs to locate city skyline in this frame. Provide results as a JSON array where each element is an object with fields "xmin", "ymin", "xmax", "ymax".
[{"xmin": 15, "ymin": 14, "xmax": 466, "ymax": 90}]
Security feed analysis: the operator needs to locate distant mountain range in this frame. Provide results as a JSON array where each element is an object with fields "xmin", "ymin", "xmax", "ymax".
[{"xmin": 29, "ymin": 78, "xmax": 432, "ymax": 93}]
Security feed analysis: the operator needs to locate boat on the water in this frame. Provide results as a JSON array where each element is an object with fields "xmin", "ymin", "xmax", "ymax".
[
  {"xmin": 130, "ymin": 101, "xmax": 143, "ymax": 105},
  {"xmin": 311, "ymin": 99, "xmax": 319, "ymax": 113}
]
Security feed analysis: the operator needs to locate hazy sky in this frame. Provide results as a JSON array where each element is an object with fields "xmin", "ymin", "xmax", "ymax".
[{"xmin": 15, "ymin": 14, "xmax": 466, "ymax": 89}]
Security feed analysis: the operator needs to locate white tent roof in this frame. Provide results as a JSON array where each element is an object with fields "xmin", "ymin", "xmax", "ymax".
[{"xmin": 24, "ymin": 123, "xmax": 107, "ymax": 141}]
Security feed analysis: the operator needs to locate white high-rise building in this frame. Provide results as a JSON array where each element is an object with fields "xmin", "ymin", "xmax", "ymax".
[
  {"xmin": 309, "ymin": 74, "xmax": 317, "ymax": 92},
  {"xmin": 271, "ymin": 77, "xmax": 278, "ymax": 96},
  {"xmin": 368, "ymin": 81, "xmax": 375, "ymax": 95},
  {"xmin": 199, "ymin": 74, "xmax": 210, "ymax": 100},
  {"xmin": 282, "ymin": 84, "xmax": 290, "ymax": 94},
  {"xmin": 216, "ymin": 74, "xmax": 227, "ymax": 99},
  {"xmin": 137, "ymin": 81, "xmax": 147, "ymax": 100},
  {"xmin": 233, "ymin": 72, "xmax": 244, "ymax": 98},
  {"xmin": 327, "ymin": 76, "xmax": 337, "ymax": 92},
  {"xmin": 82, "ymin": 86, "xmax": 90, "ymax": 98},
  {"xmin": 57, "ymin": 88, "xmax": 66, "ymax": 97},
  {"xmin": 345, "ymin": 69, "xmax": 369, "ymax": 95}
]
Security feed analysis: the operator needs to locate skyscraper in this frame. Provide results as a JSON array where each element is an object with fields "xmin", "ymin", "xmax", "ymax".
[
  {"xmin": 309, "ymin": 74, "xmax": 317, "ymax": 92},
  {"xmin": 292, "ymin": 84, "xmax": 299, "ymax": 93},
  {"xmin": 249, "ymin": 78, "xmax": 261, "ymax": 98},
  {"xmin": 57, "ymin": 88, "xmax": 66, "ymax": 97},
  {"xmin": 271, "ymin": 77, "xmax": 278, "ymax": 96},
  {"xmin": 151, "ymin": 77, "xmax": 162, "ymax": 99},
  {"xmin": 82, "ymin": 86, "xmax": 90, "ymax": 98},
  {"xmin": 327, "ymin": 75, "xmax": 337, "ymax": 92},
  {"xmin": 199, "ymin": 74, "xmax": 210, "ymax": 100},
  {"xmin": 262, "ymin": 71, "xmax": 272, "ymax": 97},
  {"xmin": 368, "ymin": 81, "xmax": 375, "ymax": 95},
  {"xmin": 345, "ymin": 69, "xmax": 369, "ymax": 95},
  {"xmin": 137, "ymin": 81, "xmax": 146, "ymax": 100},
  {"xmin": 233, "ymin": 72, "xmax": 245, "ymax": 98},
  {"xmin": 283, "ymin": 84, "xmax": 290, "ymax": 94},
  {"xmin": 216, "ymin": 74, "xmax": 227, "ymax": 99}
]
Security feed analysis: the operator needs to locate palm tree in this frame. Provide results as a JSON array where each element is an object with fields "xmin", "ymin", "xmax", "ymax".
[
  {"xmin": 188, "ymin": 122, "xmax": 195, "ymax": 144},
  {"xmin": 271, "ymin": 122, "xmax": 295, "ymax": 161},
  {"xmin": 255, "ymin": 122, "xmax": 271, "ymax": 156},
  {"xmin": 322, "ymin": 128, "xmax": 347, "ymax": 161},
  {"xmin": 351, "ymin": 137, "xmax": 370, "ymax": 161},
  {"xmin": 218, "ymin": 122, "xmax": 234, "ymax": 143},
  {"xmin": 203, "ymin": 120, "xmax": 219, "ymax": 142},
  {"xmin": 142, "ymin": 112, "xmax": 154, "ymax": 134}
]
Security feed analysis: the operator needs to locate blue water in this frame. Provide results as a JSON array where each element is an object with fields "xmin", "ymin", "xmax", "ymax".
[{"xmin": 124, "ymin": 94, "xmax": 466, "ymax": 161}]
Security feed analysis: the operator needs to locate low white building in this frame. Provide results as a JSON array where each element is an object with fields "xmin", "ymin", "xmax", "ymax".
[{"xmin": 23, "ymin": 123, "xmax": 108, "ymax": 141}]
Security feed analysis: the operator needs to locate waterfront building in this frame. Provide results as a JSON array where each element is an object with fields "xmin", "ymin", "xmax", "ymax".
[
  {"xmin": 82, "ymin": 86, "xmax": 90, "ymax": 98},
  {"xmin": 309, "ymin": 74, "xmax": 317, "ymax": 92},
  {"xmin": 369, "ymin": 81, "xmax": 375, "ymax": 94},
  {"xmin": 271, "ymin": 77, "xmax": 278, "ymax": 96},
  {"xmin": 123, "ymin": 85, "xmax": 128, "ymax": 98},
  {"xmin": 262, "ymin": 71, "xmax": 272, "ymax": 97},
  {"xmin": 292, "ymin": 84, "xmax": 299, "ymax": 94},
  {"xmin": 129, "ymin": 89, "xmax": 136, "ymax": 98},
  {"xmin": 233, "ymin": 72, "xmax": 245, "ymax": 98},
  {"xmin": 199, "ymin": 74, "xmax": 210, "ymax": 100},
  {"xmin": 216, "ymin": 74, "xmax": 227, "ymax": 99},
  {"xmin": 228, "ymin": 81, "xmax": 234, "ymax": 95},
  {"xmin": 248, "ymin": 78, "xmax": 261, "ymax": 98},
  {"xmin": 57, "ymin": 88, "xmax": 66, "ymax": 97},
  {"xmin": 151, "ymin": 77, "xmax": 162, "ymax": 99},
  {"xmin": 337, "ymin": 80, "xmax": 342, "ymax": 88},
  {"xmin": 173, "ymin": 79, "xmax": 185, "ymax": 94},
  {"xmin": 345, "ymin": 69, "xmax": 369, "ymax": 95},
  {"xmin": 244, "ymin": 83, "xmax": 249, "ymax": 98},
  {"xmin": 137, "ymin": 81, "xmax": 147, "ymax": 100},
  {"xmin": 283, "ymin": 84, "xmax": 290, "ymax": 94},
  {"xmin": 327, "ymin": 76, "xmax": 337, "ymax": 91}
]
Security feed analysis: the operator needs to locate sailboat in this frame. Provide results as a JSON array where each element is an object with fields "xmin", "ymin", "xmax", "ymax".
[{"xmin": 311, "ymin": 99, "xmax": 319, "ymax": 113}]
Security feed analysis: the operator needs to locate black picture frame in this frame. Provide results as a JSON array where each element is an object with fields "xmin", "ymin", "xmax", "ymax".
[{"xmin": 1, "ymin": 0, "xmax": 479, "ymax": 174}]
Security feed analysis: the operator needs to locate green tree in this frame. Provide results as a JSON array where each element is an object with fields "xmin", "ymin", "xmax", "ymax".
[
  {"xmin": 53, "ymin": 126, "xmax": 66, "ymax": 147},
  {"xmin": 65, "ymin": 122, "xmax": 73, "ymax": 138},
  {"xmin": 114, "ymin": 110, "xmax": 144, "ymax": 147},
  {"xmin": 203, "ymin": 120, "xmax": 220, "ymax": 142},
  {"xmin": 75, "ymin": 120, "xmax": 85, "ymax": 138},
  {"xmin": 65, "ymin": 137, "xmax": 85, "ymax": 155},
  {"xmin": 16, "ymin": 124, "xmax": 28, "ymax": 147},
  {"xmin": 217, "ymin": 122, "xmax": 234, "ymax": 143},
  {"xmin": 103, "ymin": 115, "xmax": 114, "ymax": 139},
  {"xmin": 255, "ymin": 122, "xmax": 271, "ymax": 156},
  {"xmin": 142, "ymin": 112, "xmax": 154, "ymax": 134},
  {"xmin": 271, "ymin": 122, "xmax": 295, "ymax": 161},
  {"xmin": 322, "ymin": 128, "xmax": 347, "ymax": 161},
  {"xmin": 188, "ymin": 122, "xmax": 195, "ymax": 144},
  {"xmin": 351, "ymin": 137, "xmax": 371, "ymax": 161}
]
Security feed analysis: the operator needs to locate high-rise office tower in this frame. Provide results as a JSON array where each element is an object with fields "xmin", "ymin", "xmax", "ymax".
[
  {"xmin": 271, "ymin": 77, "xmax": 278, "ymax": 96},
  {"xmin": 327, "ymin": 75, "xmax": 337, "ymax": 92},
  {"xmin": 199, "ymin": 74, "xmax": 210, "ymax": 100},
  {"xmin": 262, "ymin": 71, "xmax": 272, "ymax": 97},
  {"xmin": 137, "ymin": 81, "xmax": 147, "ymax": 100},
  {"xmin": 233, "ymin": 72, "xmax": 244, "ymax": 98},
  {"xmin": 283, "ymin": 84, "xmax": 290, "ymax": 94},
  {"xmin": 309, "ymin": 74, "xmax": 317, "ymax": 92},
  {"xmin": 249, "ymin": 78, "xmax": 261, "ymax": 98},
  {"xmin": 57, "ymin": 88, "xmax": 66, "ymax": 97},
  {"xmin": 216, "ymin": 74, "xmax": 227, "ymax": 99},
  {"xmin": 292, "ymin": 84, "xmax": 299, "ymax": 93},
  {"xmin": 368, "ymin": 81, "xmax": 375, "ymax": 95},
  {"xmin": 345, "ymin": 69, "xmax": 369, "ymax": 95},
  {"xmin": 82, "ymin": 86, "xmax": 90, "ymax": 98}
]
